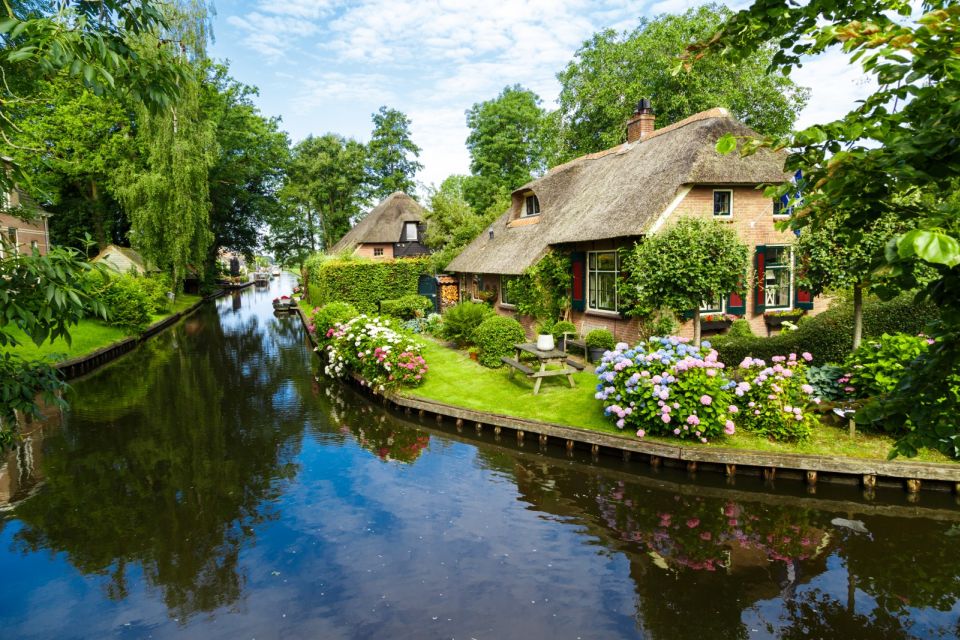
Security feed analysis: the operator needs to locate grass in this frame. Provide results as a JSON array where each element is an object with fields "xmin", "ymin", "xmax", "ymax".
[
  {"xmin": 2, "ymin": 294, "xmax": 202, "ymax": 362},
  {"xmin": 404, "ymin": 338, "xmax": 954, "ymax": 464}
]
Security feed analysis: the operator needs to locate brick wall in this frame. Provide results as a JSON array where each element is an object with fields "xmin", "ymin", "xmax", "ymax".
[
  {"xmin": 0, "ymin": 211, "xmax": 49, "ymax": 256},
  {"xmin": 354, "ymin": 243, "xmax": 393, "ymax": 259}
]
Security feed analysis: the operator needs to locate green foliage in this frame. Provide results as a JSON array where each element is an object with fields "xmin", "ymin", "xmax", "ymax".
[
  {"xmin": 423, "ymin": 175, "xmax": 498, "ymax": 271},
  {"xmin": 364, "ymin": 106, "xmax": 422, "ymax": 201},
  {"xmin": 441, "ymin": 302, "xmax": 493, "ymax": 348},
  {"xmin": 805, "ymin": 364, "xmax": 847, "ymax": 402},
  {"xmin": 844, "ymin": 333, "xmax": 930, "ymax": 399},
  {"xmin": 585, "ymin": 329, "xmax": 615, "ymax": 350},
  {"xmin": 304, "ymin": 256, "xmax": 429, "ymax": 314},
  {"xmin": 465, "ymin": 85, "xmax": 547, "ymax": 211},
  {"xmin": 727, "ymin": 319, "xmax": 754, "ymax": 338},
  {"xmin": 472, "ymin": 315, "xmax": 526, "ymax": 368},
  {"xmin": 0, "ymin": 353, "xmax": 65, "ymax": 447},
  {"xmin": 551, "ymin": 321, "xmax": 577, "ymax": 339},
  {"xmin": 551, "ymin": 3, "xmax": 808, "ymax": 163},
  {"xmin": 139, "ymin": 274, "xmax": 172, "ymax": 314},
  {"xmin": 380, "ymin": 295, "xmax": 432, "ymax": 320},
  {"xmin": 712, "ymin": 293, "xmax": 939, "ymax": 366},
  {"xmin": 308, "ymin": 302, "xmax": 359, "ymax": 341},
  {"xmin": 320, "ymin": 315, "xmax": 428, "ymax": 388},
  {"xmin": 506, "ymin": 252, "xmax": 572, "ymax": 321},
  {"xmin": 736, "ymin": 354, "xmax": 818, "ymax": 442},
  {"xmin": 82, "ymin": 272, "xmax": 153, "ymax": 333}
]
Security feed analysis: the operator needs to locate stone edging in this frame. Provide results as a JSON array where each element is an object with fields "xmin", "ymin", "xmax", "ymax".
[
  {"xmin": 56, "ymin": 290, "xmax": 225, "ymax": 380},
  {"xmin": 296, "ymin": 308, "xmax": 960, "ymax": 495}
]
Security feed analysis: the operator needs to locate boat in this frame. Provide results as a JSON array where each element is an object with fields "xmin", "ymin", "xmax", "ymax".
[
  {"xmin": 271, "ymin": 266, "xmax": 281, "ymax": 277},
  {"xmin": 254, "ymin": 270, "xmax": 269, "ymax": 286}
]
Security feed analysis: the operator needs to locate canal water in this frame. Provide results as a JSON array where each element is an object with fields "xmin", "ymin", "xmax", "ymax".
[{"xmin": 1, "ymin": 276, "xmax": 958, "ymax": 639}]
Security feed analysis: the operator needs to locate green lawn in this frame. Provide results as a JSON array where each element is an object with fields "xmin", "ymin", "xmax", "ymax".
[
  {"xmin": 3, "ymin": 294, "xmax": 202, "ymax": 362},
  {"xmin": 405, "ymin": 338, "xmax": 954, "ymax": 464}
]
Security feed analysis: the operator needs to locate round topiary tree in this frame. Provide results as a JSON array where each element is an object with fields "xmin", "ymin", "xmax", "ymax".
[
  {"xmin": 472, "ymin": 315, "xmax": 526, "ymax": 368},
  {"xmin": 621, "ymin": 217, "xmax": 748, "ymax": 346}
]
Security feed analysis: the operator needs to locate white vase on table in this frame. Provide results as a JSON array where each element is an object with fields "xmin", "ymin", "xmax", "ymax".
[{"xmin": 536, "ymin": 334, "xmax": 555, "ymax": 351}]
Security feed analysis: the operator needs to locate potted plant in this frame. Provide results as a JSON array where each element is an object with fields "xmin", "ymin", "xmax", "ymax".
[
  {"xmin": 535, "ymin": 319, "xmax": 555, "ymax": 351},
  {"xmin": 552, "ymin": 320, "xmax": 577, "ymax": 351},
  {"xmin": 272, "ymin": 295, "xmax": 293, "ymax": 311},
  {"xmin": 468, "ymin": 347, "xmax": 479, "ymax": 362},
  {"xmin": 764, "ymin": 309, "xmax": 805, "ymax": 328},
  {"xmin": 585, "ymin": 328, "xmax": 615, "ymax": 363},
  {"xmin": 701, "ymin": 313, "xmax": 736, "ymax": 332}
]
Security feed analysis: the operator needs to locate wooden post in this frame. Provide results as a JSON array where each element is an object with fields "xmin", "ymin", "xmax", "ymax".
[
  {"xmin": 906, "ymin": 478, "xmax": 921, "ymax": 494},
  {"xmin": 435, "ymin": 413, "xmax": 443, "ymax": 424},
  {"xmin": 806, "ymin": 470, "xmax": 818, "ymax": 486},
  {"xmin": 404, "ymin": 407, "xmax": 411, "ymax": 415},
  {"xmin": 456, "ymin": 418, "xmax": 464, "ymax": 427},
  {"xmin": 475, "ymin": 422, "xmax": 483, "ymax": 434},
  {"xmin": 591, "ymin": 444, "xmax": 600, "ymax": 459},
  {"xmin": 725, "ymin": 464, "xmax": 736, "ymax": 477},
  {"xmin": 517, "ymin": 430, "xmax": 525, "ymax": 443},
  {"xmin": 418, "ymin": 409, "xmax": 425, "ymax": 417},
  {"xmin": 764, "ymin": 467, "xmax": 776, "ymax": 481},
  {"xmin": 623, "ymin": 450, "xmax": 631, "ymax": 462},
  {"xmin": 650, "ymin": 455, "xmax": 661, "ymax": 468},
  {"xmin": 565, "ymin": 440, "xmax": 574, "ymax": 451},
  {"xmin": 494, "ymin": 426, "xmax": 501, "ymax": 435},
  {"xmin": 848, "ymin": 417, "xmax": 856, "ymax": 438},
  {"xmin": 687, "ymin": 461, "xmax": 697, "ymax": 474},
  {"xmin": 862, "ymin": 474, "xmax": 877, "ymax": 489}
]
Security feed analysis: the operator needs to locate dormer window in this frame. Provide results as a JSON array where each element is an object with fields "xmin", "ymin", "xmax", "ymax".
[
  {"xmin": 523, "ymin": 194, "xmax": 540, "ymax": 217},
  {"xmin": 404, "ymin": 221, "xmax": 419, "ymax": 242}
]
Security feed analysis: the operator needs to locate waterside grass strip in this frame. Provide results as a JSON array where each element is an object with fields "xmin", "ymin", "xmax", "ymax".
[
  {"xmin": 56, "ymin": 290, "xmax": 224, "ymax": 380},
  {"xmin": 295, "ymin": 307, "xmax": 960, "ymax": 494}
]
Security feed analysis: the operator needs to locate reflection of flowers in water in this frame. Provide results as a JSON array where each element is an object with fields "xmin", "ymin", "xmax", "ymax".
[
  {"xmin": 346, "ymin": 422, "xmax": 430, "ymax": 464},
  {"xmin": 596, "ymin": 481, "xmax": 827, "ymax": 572}
]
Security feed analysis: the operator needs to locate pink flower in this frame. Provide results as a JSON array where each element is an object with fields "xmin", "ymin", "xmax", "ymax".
[
  {"xmin": 724, "ymin": 420, "xmax": 736, "ymax": 435},
  {"xmin": 728, "ymin": 405, "xmax": 739, "ymax": 413},
  {"xmin": 802, "ymin": 352, "xmax": 813, "ymax": 361},
  {"xmin": 699, "ymin": 395, "xmax": 713, "ymax": 406},
  {"xmin": 636, "ymin": 429, "xmax": 646, "ymax": 438},
  {"xmin": 686, "ymin": 414, "xmax": 701, "ymax": 426},
  {"xmin": 801, "ymin": 384, "xmax": 814, "ymax": 394},
  {"xmin": 661, "ymin": 414, "xmax": 671, "ymax": 424},
  {"xmin": 686, "ymin": 518, "xmax": 700, "ymax": 528}
]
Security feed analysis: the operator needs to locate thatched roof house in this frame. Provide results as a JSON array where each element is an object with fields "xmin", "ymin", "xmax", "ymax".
[
  {"xmin": 92, "ymin": 244, "xmax": 157, "ymax": 274},
  {"xmin": 447, "ymin": 105, "xmax": 822, "ymax": 341},
  {"xmin": 331, "ymin": 192, "xmax": 430, "ymax": 259}
]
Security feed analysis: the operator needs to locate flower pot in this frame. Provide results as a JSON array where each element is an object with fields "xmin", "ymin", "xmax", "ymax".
[
  {"xmin": 469, "ymin": 351, "xmax": 478, "ymax": 362},
  {"xmin": 588, "ymin": 347, "xmax": 606, "ymax": 363},
  {"xmin": 701, "ymin": 320, "xmax": 732, "ymax": 332},
  {"xmin": 536, "ymin": 334, "xmax": 555, "ymax": 351},
  {"xmin": 765, "ymin": 313, "xmax": 803, "ymax": 328}
]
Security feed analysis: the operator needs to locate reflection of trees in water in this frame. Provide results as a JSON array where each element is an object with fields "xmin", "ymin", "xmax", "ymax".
[
  {"xmin": 778, "ymin": 588, "xmax": 907, "ymax": 639},
  {"xmin": 11, "ymin": 305, "xmax": 314, "ymax": 622}
]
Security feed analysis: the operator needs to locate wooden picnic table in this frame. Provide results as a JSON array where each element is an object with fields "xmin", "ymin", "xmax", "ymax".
[{"xmin": 501, "ymin": 342, "xmax": 581, "ymax": 395}]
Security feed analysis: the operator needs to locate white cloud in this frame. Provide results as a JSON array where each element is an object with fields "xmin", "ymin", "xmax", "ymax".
[{"xmin": 791, "ymin": 49, "xmax": 876, "ymax": 129}]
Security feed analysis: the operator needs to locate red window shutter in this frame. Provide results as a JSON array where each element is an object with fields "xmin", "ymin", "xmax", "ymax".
[
  {"xmin": 571, "ymin": 252, "xmax": 585, "ymax": 312},
  {"xmin": 754, "ymin": 246, "xmax": 766, "ymax": 313}
]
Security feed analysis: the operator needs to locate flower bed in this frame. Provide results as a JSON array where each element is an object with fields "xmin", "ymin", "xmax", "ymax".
[
  {"xmin": 321, "ymin": 315, "xmax": 428, "ymax": 390},
  {"xmin": 736, "ymin": 353, "xmax": 819, "ymax": 441}
]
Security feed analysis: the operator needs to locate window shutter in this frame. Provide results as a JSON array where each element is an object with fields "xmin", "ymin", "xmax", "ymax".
[
  {"xmin": 754, "ymin": 245, "xmax": 767, "ymax": 313},
  {"xmin": 681, "ymin": 309, "xmax": 695, "ymax": 320},
  {"xmin": 794, "ymin": 286, "xmax": 814, "ymax": 310},
  {"xmin": 727, "ymin": 291, "xmax": 746, "ymax": 316},
  {"xmin": 570, "ymin": 252, "xmax": 585, "ymax": 311}
]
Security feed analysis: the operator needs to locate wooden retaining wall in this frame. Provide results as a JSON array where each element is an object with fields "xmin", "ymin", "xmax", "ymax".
[{"xmin": 296, "ymin": 309, "xmax": 960, "ymax": 497}]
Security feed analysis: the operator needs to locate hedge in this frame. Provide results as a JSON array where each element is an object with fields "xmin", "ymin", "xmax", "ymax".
[
  {"xmin": 711, "ymin": 293, "xmax": 940, "ymax": 366},
  {"xmin": 380, "ymin": 294, "xmax": 432, "ymax": 319},
  {"xmin": 304, "ymin": 254, "xmax": 430, "ymax": 314}
]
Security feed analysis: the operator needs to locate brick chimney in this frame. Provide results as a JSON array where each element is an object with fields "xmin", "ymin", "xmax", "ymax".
[{"xmin": 626, "ymin": 98, "xmax": 655, "ymax": 143}]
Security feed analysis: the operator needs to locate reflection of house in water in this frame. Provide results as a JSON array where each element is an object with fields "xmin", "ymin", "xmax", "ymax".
[{"xmin": 0, "ymin": 403, "xmax": 61, "ymax": 509}]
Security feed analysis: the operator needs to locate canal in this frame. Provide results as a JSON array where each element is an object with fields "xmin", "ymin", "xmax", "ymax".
[{"xmin": 1, "ymin": 276, "xmax": 958, "ymax": 639}]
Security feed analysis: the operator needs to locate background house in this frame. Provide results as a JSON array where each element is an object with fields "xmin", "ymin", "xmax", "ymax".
[
  {"xmin": 447, "ymin": 104, "xmax": 823, "ymax": 341},
  {"xmin": 91, "ymin": 244, "xmax": 157, "ymax": 275},
  {"xmin": 330, "ymin": 192, "xmax": 430, "ymax": 259},
  {"xmin": 0, "ymin": 182, "xmax": 51, "ymax": 258}
]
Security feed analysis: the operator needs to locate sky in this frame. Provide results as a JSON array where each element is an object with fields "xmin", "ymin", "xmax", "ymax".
[{"xmin": 208, "ymin": 0, "xmax": 875, "ymax": 192}]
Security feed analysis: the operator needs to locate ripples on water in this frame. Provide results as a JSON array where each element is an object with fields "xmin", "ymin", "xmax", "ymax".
[{"xmin": 0, "ymin": 276, "xmax": 958, "ymax": 639}]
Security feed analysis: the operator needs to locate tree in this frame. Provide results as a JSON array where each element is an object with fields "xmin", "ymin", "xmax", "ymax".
[
  {"xmin": 465, "ymin": 85, "xmax": 547, "ymax": 213},
  {"xmin": 423, "ymin": 175, "xmax": 499, "ymax": 271},
  {"xmin": 364, "ymin": 106, "xmax": 422, "ymax": 201},
  {"xmin": 551, "ymin": 3, "xmax": 809, "ymax": 163},
  {"xmin": 693, "ymin": 0, "xmax": 960, "ymax": 458},
  {"xmin": 620, "ymin": 217, "xmax": 748, "ymax": 346}
]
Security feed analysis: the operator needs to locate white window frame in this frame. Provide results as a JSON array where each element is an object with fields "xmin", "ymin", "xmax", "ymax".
[
  {"xmin": 523, "ymin": 194, "xmax": 540, "ymax": 218},
  {"xmin": 586, "ymin": 250, "xmax": 619, "ymax": 313},
  {"xmin": 699, "ymin": 296, "xmax": 726, "ymax": 314},
  {"xmin": 763, "ymin": 244, "xmax": 795, "ymax": 311},
  {"xmin": 404, "ymin": 222, "xmax": 418, "ymax": 242},
  {"xmin": 713, "ymin": 189, "xmax": 733, "ymax": 218},
  {"xmin": 373, "ymin": 247, "xmax": 384, "ymax": 257},
  {"xmin": 500, "ymin": 275, "xmax": 518, "ymax": 307},
  {"xmin": 772, "ymin": 198, "xmax": 791, "ymax": 219}
]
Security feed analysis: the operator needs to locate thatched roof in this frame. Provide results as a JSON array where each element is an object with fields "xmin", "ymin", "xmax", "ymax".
[
  {"xmin": 447, "ymin": 108, "xmax": 790, "ymax": 275},
  {"xmin": 330, "ymin": 192, "xmax": 426, "ymax": 253}
]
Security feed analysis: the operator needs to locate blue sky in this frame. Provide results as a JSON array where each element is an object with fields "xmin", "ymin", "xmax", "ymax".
[{"xmin": 209, "ymin": 0, "xmax": 873, "ymax": 191}]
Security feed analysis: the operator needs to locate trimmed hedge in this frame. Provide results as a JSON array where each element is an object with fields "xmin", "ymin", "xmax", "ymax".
[
  {"xmin": 380, "ymin": 294, "xmax": 432, "ymax": 319},
  {"xmin": 473, "ymin": 315, "xmax": 526, "ymax": 368},
  {"xmin": 304, "ymin": 255, "xmax": 430, "ymax": 314},
  {"xmin": 711, "ymin": 293, "xmax": 940, "ymax": 366}
]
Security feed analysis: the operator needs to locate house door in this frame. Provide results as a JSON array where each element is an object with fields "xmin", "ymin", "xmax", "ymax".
[{"xmin": 417, "ymin": 274, "xmax": 439, "ymax": 314}]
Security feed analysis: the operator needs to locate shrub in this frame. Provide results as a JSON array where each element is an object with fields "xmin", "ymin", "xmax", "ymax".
[
  {"xmin": 551, "ymin": 320, "xmax": 577, "ymax": 338},
  {"xmin": 806, "ymin": 364, "xmax": 847, "ymax": 401},
  {"xmin": 82, "ymin": 272, "xmax": 153, "ymax": 332},
  {"xmin": 472, "ymin": 315, "xmax": 526, "ymax": 368},
  {"xmin": 380, "ymin": 294, "xmax": 432, "ymax": 319},
  {"xmin": 727, "ymin": 319, "xmax": 754, "ymax": 338},
  {"xmin": 424, "ymin": 313, "xmax": 443, "ymax": 335},
  {"xmin": 441, "ymin": 302, "xmax": 492, "ymax": 347},
  {"xmin": 310, "ymin": 302, "xmax": 359, "ymax": 341},
  {"xmin": 594, "ymin": 337, "xmax": 738, "ymax": 443},
  {"xmin": 585, "ymin": 328, "xmax": 615, "ymax": 350},
  {"xmin": 139, "ymin": 274, "xmax": 172, "ymax": 314},
  {"xmin": 711, "ymin": 292, "xmax": 939, "ymax": 365},
  {"xmin": 535, "ymin": 319, "xmax": 555, "ymax": 336},
  {"xmin": 321, "ymin": 315, "xmax": 427, "ymax": 388},
  {"xmin": 735, "ymin": 353, "xmax": 819, "ymax": 441},
  {"xmin": 843, "ymin": 333, "xmax": 931, "ymax": 399},
  {"xmin": 304, "ymin": 254, "xmax": 430, "ymax": 313}
]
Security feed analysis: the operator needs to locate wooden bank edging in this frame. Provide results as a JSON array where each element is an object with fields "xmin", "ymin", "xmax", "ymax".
[
  {"xmin": 296, "ymin": 308, "xmax": 960, "ymax": 495},
  {"xmin": 56, "ymin": 290, "xmax": 224, "ymax": 380}
]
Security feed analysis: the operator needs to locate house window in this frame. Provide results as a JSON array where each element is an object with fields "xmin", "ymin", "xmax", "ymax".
[
  {"xmin": 2, "ymin": 227, "xmax": 17, "ymax": 257},
  {"xmin": 699, "ymin": 296, "xmax": 724, "ymax": 314},
  {"xmin": 30, "ymin": 240, "xmax": 38, "ymax": 252},
  {"xmin": 587, "ymin": 251, "xmax": 619, "ymax": 312},
  {"xmin": 713, "ymin": 190, "xmax": 733, "ymax": 218},
  {"xmin": 773, "ymin": 198, "xmax": 789, "ymax": 218},
  {"xmin": 404, "ymin": 222, "xmax": 419, "ymax": 242},
  {"xmin": 500, "ymin": 275, "xmax": 518, "ymax": 306},
  {"xmin": 0, "ymin": 190, "xmax": 10, "ymax": 211},
  {"xmin": 523, "ymin": 194, "xmax": 540, "ymax": 217},
  {"xmin": 373, "ymin": 247, "xmax": 384, "ymax": 257},
  {"xmin": 764, "ymin": 245, "xmax": 794, "ymax": 310}
]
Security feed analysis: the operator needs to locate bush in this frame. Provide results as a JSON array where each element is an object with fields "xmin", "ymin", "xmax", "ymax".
[
  {"xmin": 711, "ymin": 292, "xmax": 939, "ymax": 365},
  {"xmin": 843, "ymin": 333, "xmax": 931, "ymax": 399},
  {"xmin": 310, "ymin": 302, "xmax": 359, "ymax": 341},
  {"xmin": 594, "ymin": 337, "xmax": 738, "ymax": 442},
  {"xmin": 585, "ymin": 328, "xmax": 615, "ymax": 350},
  {"xmin": 82, "ymin": 272, "xmax": 153, "ymax": 332},
  {"xmin": 734, "ymin": 353, "xmax": 819, "ymax": 441},
  {"xmin": 424, "ymin": 313, "xmax": 443, "ymax": 335},
  {"xmin": 441, "ymin": 302, "xmax": 493, "ymax": 347},
  {"xmin": 380, "ymin": 294, "xmax": 432, "ymax": 319},
  {"xmin": 139, "ymin": 274, "xmax": 172, "ymax": 314},
  {"xmin": 304, "ymin": 254, "xmax": 430, "ymax": 313},
  {"xmin": 551, "ymin": 320, "xmax": 577, "ymax": 338},
  {"xmin": 321, "ymin": 315, "xmax": 428, "ymax": 388},
  {"xmin": 727, "ymin": 319, "xmax": 754, "ymax": 338},
  {"xmin": 472, "ymin": 315, "xmax": 526, "ymax": 368},
  {"xmin": 806, "ymin": 364, "xmax": 847, "ymax": 401}
]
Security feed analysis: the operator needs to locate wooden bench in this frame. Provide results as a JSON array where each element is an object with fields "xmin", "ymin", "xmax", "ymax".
[
  {"xmin": 563, "ymin": 332, "xmax": 586, "ymax": 355},
  {"xmin": 565, "ymin": 358, "xmax": 585, "ymax": 371},
  {"xmin": 501, "ymin": 357, "xmax": 535, "ymax": 377}
]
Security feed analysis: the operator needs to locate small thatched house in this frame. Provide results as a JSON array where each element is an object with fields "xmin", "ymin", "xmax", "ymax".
[
  {"xmin": 330, "ymin": 192, "xmax": 430, "ymax": 259},
  {"xmin": 1, "ymin": 159, "xmax": 51, "ymax": 258},
  {"xmin": 92, "ymin": 244, "xmax": 157, "ymax": 275},
  {"xmin": 447, "ymin": 104, "xmax": 823, "ymax": 340}
]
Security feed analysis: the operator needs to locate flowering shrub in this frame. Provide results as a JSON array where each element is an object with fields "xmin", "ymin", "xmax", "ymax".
[
  {"xmin": 842, "ymin": 333, "xmax": 932, "ymax": 398},
  {"xmin": 322, "ymin": 315, "xmax": 428, "ymax": 389},
  {"xmin": 309, "ymin": 302, "xmax": 359, "ymax": 341},
  {"xmin": 736, "ymin": 353, "xmax": 819, "ymax": 441},
  {"xmin": 594, "ymin": 337, "xmax": 739, "ymax": 443}
]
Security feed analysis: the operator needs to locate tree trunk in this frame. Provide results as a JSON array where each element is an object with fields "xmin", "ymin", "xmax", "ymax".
[
  {"xmin": 89, "ymin": 179, "xmax": 107, "ymax": 250},
  {"xmin": 852, "ymin": 283, "xmax": 864, "ymax": 351},
  {"xmin": 693, "ymin": 310, "xmax": 702, "ymax": 347}
]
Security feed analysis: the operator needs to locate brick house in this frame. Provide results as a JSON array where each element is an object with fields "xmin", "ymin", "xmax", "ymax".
[
  {"xmin": 0, "ymin": 183, "xmax": 51, "ymax": 258},
  {"xmin": 446, "ymin": 104, "xmax": 823, "ymax": 342},
  {"xmin": 330, "ymin": 192, "xmax": 431, "ymax": 259}
]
